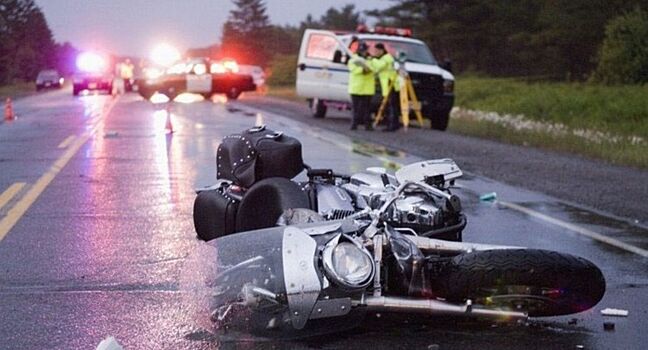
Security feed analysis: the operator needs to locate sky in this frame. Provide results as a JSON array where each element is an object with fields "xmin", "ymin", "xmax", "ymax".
[{"xmin": 35, "ymin": 0, "xmax": 390, "ymax": 57}]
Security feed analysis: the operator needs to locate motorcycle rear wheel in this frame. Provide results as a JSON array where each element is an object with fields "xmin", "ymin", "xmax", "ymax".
[{"xmin": 435, "ymin": 249, "xmax": 605, "ymax": 317}]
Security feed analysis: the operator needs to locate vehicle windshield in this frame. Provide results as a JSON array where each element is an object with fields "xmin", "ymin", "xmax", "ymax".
[
  {"xmin": 351, "ymin": 39, "xmax": 438, "ymax": 65},
  {"xmin": 37, "ymin": 70, "xmax": 59, "ymax": 79}
]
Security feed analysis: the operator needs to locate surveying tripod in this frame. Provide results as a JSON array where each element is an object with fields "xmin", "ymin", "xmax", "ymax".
[{"xmin": 373, "ymin": 66, "xmax": 425, "ymax": 130}]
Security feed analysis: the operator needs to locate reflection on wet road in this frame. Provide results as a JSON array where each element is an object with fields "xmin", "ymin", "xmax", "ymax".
[{"xmin": 0, "ymin": 91, "xmax": 646, "ymax": 349}]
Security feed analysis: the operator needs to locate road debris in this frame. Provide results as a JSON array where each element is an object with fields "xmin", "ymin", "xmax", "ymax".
[
  {"xmin": 603, "ymin": 322, "xmax": 615, "ymax": 331},
  {"xmin": 103, "ymin": 131, "xmax": 119, "ymax": 138},
  {"xmin": 96, "ymin": 336, "xmax": 123, "ymax": 350},
  {"xmin": 600, "ymin": 308, "xmax": 629, "ymax": 317},
  {"xmin": 479, "ymin": 192, "xmax": 497, "ymax": 202}
]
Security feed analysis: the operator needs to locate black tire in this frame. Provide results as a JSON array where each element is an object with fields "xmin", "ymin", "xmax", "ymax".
[
  {"xmin": 310, "ymin": 98, "xmax": 327, "ymax": 119},
  {"xmin": 435, "ymin": 249, "xmax": 605, "ymax": 317},
  {"xmin": 226, "ymin": 87, "xmax": 241, "ymax": 100},
  {"xmin": 430, "ymin": 111, "xmax": 450, "ymax": 131},
  {"xmin": 164, "ymin": 86, "xmax": 178, "ymax": 101},
  {"xmin": 236, "ymin": 177, "xmax": 310, "ymax": 232},
  {"xmin": 138, "ymin": 87, "xmax": 155, "ymax": 100}
]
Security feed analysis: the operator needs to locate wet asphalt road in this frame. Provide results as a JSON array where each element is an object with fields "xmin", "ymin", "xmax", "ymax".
[{"xmin": 0, "ymin": 89, "xmax": 646, "ymax": 349}]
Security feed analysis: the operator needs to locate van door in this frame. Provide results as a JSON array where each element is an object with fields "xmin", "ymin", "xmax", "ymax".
[{"xmin": 296, "ymin": 29, "xmax": 351, "ymax": 103}]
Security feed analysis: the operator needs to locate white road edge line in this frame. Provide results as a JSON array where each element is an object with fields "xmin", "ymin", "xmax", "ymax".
[
  {"xmin": 238, "ymin": 103, "xmax": 648, "ymax": 258},
  {"xmin": 499, "ymin": 201, "xmax": 648, "ymax": 258}
]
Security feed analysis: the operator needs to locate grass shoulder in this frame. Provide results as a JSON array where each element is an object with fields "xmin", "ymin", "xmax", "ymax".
[
  {"xmin": 0, "ymin": 82, "xmax": 37, "ymax": 101},
  {"xmin": 265, "ymin": 82, "xmax": 647, "ymax": 168}
]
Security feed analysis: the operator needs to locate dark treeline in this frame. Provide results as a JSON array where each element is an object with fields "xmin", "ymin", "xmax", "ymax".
[
  {"xmin": 220, "ymin": 2, "xmax": 363, "ymax": 67},
  {"xmin": 222, "ymin": 0, "xmax": 648, "ymax": 84},
  {"xmin": 0, "ymin": 0, "xmax": 78, "ymax": 84},
  {"xmin": 369, "ymin": 0, "xmax": 647, "ymax": 81}
]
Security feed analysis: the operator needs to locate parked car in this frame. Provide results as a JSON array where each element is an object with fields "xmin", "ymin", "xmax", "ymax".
[
  {"xmin": 36, "ymin": 70, "xmax": 64, "ymax": 91},
  {"xmin": 73, "ymin": 52, "xmax": 113, "ymax": 96}
]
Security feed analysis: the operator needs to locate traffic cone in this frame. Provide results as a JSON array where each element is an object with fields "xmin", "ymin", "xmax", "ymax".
[
  {"xmin": 4, "ymin": 98, "xmax": 15, "ymax": 121},
  {"xmin": 164, "ymin": 108, "xmax": 173, "ymax": 134}
]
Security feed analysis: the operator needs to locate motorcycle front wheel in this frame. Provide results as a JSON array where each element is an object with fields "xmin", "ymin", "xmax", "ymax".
[{"xmin": 435, "ymin": 249, "xmax": 605, "ymax": 317}]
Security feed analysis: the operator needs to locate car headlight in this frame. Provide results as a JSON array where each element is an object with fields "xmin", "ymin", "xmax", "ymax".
[
  {"xmin": 443, "ymin": 79, "xmax": 454, "ymax": 94},
  {"xmin": 323, "ymin": 241, "xmax": 374, "ymax": 289}
]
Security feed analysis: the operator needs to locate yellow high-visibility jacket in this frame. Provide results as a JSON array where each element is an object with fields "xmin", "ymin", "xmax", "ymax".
[
  {"xmin": 372, "ymin": 53, "xmax": 399, "ymax": 97},
  {"xmin": 347, "ymin": 54, "xmax": 375, "ymax": 96}
]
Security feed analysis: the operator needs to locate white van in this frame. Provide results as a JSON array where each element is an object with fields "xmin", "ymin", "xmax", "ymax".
[{"xmin": 296, "ymin": 27, "xmax": 455, "ymax": 130}]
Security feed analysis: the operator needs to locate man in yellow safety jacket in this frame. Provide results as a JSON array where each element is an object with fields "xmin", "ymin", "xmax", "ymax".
[
  {"xmin": 372, "ymin": 43, "xmax": 400, "ymax": 131},
  {"xmin": 347, "ymin": 42, "xmax": 375, "ymax": 131}
]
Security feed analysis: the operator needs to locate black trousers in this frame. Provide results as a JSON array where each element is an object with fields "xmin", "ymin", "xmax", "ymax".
[
  {"xmin": 351, "ymin": 94, "xmax": 372, "ymax": 128},
  {"xmin": 384, "ymin": 91, "xmax": 400, "ymax": 129}
]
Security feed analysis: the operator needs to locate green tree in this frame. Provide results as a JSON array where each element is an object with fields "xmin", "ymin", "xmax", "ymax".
[
  {"xmin": 319, "ymin": 4, "xmax": 361, "ymax": 30},
  {"xmin": 220, "ymin": 0, "xmax": 271, "ymax": 66},
  {"xmin": 592, "ymin": 7, "xmax": 648, "ymax": 84},
  {"xmin": 368, "ymin": 0, "xmax": 644, "ymax": 80},
  {"xmin": 0, "ymin": 0, "xmax": 56, "ymax": 83}
]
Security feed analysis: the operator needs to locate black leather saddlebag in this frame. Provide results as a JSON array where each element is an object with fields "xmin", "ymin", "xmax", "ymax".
[
  {"xmin": 217, "ymin": 126, "xmax": 303, "ymax": 188},
  {"xmin": 193, "ymin": 185, "xmax": 243, "ymax": 241}
]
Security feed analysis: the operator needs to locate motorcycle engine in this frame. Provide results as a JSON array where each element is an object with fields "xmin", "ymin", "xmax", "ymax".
[
  {"xmin": 390, "ymin": 194, "xmax": 444, "ymax": 227},
  {"xmin": 344, "ymin": 170, "xmax": 450, "ymax": 230}
]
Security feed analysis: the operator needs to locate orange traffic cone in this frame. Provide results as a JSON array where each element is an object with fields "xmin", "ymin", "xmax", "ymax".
[
  {"xmin": 4, "ymin": 98, "xmax": 15, "ymax": 121},
  {"xmin": 164, "ymin": 108, "xmax": 174, "ymax": 134}
]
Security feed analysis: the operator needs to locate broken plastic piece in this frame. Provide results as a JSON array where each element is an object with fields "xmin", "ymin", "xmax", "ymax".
[
  {"xmin": 479, "ymin": 192, "xmax": 497, "ymax": 202},
  {"xmin": 96, "ymin": 336, "xmax": 123, "ymax": 350},
  {"xmin": 603, "ymin": 321, "xmax": 615, "ymax": 331},
  {"xmin": 600, "ymin": 308, "xmax": 628, "ymax": 317}
]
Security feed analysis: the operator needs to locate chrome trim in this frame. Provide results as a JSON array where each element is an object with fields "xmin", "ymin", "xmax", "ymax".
[
  {"xmin": 357, "ymin": 296, "xmax": 527, "ymax": 321},
  {"xmin": 405, "ymin": 235, "xmax": 522, "ymax": 254},
  {"xmin": 282, "ymin": 227, "xmax": 322, "ymax": 329}
]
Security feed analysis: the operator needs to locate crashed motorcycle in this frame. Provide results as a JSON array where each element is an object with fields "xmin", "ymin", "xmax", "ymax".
[
  {"xmin": 193, "ymin": 125, "xmax": 466, "ymax": 242},
  {"xmin": 192, "ymin": 127, "xmax": 605, "ymax": 335}
]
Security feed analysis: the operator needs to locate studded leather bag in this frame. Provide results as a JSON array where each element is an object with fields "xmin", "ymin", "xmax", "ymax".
[{"xmin": 216, "ymin": 126, "xmax": 304, "ymax": 187}]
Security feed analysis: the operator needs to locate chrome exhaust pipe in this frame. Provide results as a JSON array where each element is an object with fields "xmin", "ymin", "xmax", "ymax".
[{"xmin": 357, "ymin": 296, "xmax": 528, "ymax": 321}]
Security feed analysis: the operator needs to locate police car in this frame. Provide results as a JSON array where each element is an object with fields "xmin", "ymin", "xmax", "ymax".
[
  {"xmin": 73, "ymin": 52, "xmax": 113, "ymax": 96},
  {"xmin": 296, "ymin": 26, "xmax": 455, "ymax": 130},
  {"xmin": 137, "ymin": 58, "xmax": 256, "ymax": 101}
]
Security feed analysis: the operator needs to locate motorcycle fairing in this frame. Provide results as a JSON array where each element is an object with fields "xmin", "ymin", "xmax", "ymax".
[{"xmin": 282, "ymin": 227, "xmax": 322, "ymax": 329}]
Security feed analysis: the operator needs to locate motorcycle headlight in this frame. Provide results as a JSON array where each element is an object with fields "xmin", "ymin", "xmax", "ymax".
[{"xmin": 323, "ymin": 241, "xmax": 374, "ymax": 289}]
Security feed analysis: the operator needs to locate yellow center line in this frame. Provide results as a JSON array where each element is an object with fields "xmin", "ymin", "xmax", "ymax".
[
  {"xmin": 0, "ymin": 183, "xmax": 26, "ymax": 210},
  {"xmin": 57, "ymin": 135, "xmax": 76, "ymax": 149},
  {"xmin": 0, "ymin": 97, "xmax": 119, "ymax": 242}
]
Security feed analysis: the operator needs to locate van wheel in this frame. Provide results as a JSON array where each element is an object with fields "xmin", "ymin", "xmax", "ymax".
[
  {"xmin": 430, "ymin": 111, "xmax": 450, "ymax": 131},
  {"xmin": 310, "ymin": 98, "xmax": 327, "ymax": 119},
  {"xmin": 226, "ymin": 87, "xmax": 241, "ymax": 100}
]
